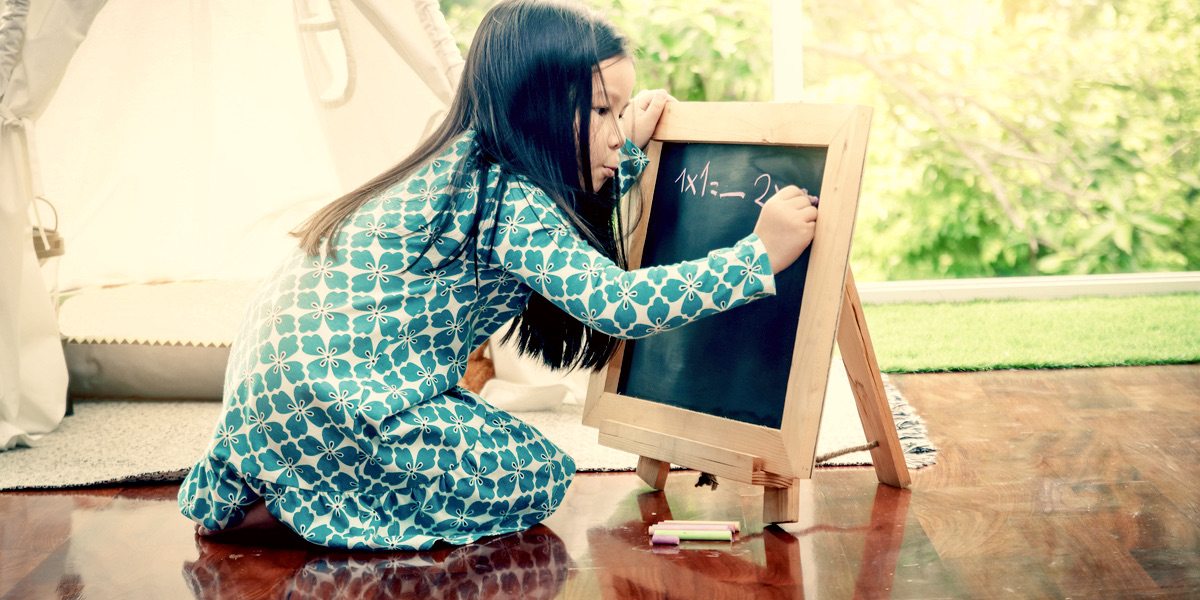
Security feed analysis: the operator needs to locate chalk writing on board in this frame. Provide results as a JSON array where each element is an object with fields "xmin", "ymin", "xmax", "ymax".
[
  {"xmin": 673, "ymin": 162, "xmax": 783, "ymax": 206},
  {"xmin": 674, "ymin": 162, "xmax": 820, "ymax": 208}
]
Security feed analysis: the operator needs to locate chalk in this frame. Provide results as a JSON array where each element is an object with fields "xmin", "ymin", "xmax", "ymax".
[
  {"xmin": 651, "ymin": 533, "xmax": 680, "ymax": 545},
  {"xmin": 799, "ymin": 188, "xmax": 819, "ymax": 208},
  {"xmin": 656, "ymin": 520, "xmax": 740, "ymax": 532},
  {"xmin": 651, "ymin": 529, "xmax": 733, "ymax": 542},
  {"xmin": 648, "ymin": 523, "xmax": 733, "ymax": 535}
]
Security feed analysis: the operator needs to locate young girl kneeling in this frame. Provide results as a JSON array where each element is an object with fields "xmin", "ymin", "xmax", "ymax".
[{"xmin": 180, "ymin": 0, "xmax": 817, "ymax": 550}]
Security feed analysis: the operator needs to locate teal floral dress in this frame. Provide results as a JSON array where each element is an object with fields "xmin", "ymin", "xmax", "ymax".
[{"xmin": 179, "ymin": 131, "xmax": 776, "ymax": 550}]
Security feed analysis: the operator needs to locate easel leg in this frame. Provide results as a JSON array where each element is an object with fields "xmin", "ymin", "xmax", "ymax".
[
  {"xmin": 636, "ymin": 456, "xmax": 670, "ymax": 490},
  {"xmin": 837, "ymin": 268, "xmax": 912, "ymax": 488},
  {"xmin": 762, "ymin": 478, "xmax": 801, "ymax": 523}
]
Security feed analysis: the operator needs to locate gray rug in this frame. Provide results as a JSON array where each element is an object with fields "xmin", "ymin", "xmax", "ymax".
[{"xmin": 0, "ymin": 376, "xmax": 935, "ymax": 491}]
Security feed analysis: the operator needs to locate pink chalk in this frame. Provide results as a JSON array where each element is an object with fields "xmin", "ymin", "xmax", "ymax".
[
  {"xmin": 651, "ymin": 533, "xmax": 680, "ymax": 545},
  {"xmin": 652, "ymin": 529, "xmax": 733, "ymax": 541}
]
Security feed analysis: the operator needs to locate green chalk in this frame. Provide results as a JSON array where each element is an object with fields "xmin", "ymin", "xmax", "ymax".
[{"xmin": 650, "ymin": 529, "xmax": 733, "ymax": 541}]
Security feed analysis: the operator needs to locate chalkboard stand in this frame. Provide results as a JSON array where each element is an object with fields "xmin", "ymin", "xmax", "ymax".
[
  {"xmin": 836, "ymin": 269, "xmax": 912, "ymax": 491},
  {"xmin": 610, "ymin": 273, "xmax": 909, "ymax": 523},
  {"xmin": 583, "ymin": 102, "xmax": 911, "ymax": 523}
]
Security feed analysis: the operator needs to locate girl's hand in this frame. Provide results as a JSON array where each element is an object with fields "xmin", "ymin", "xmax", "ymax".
[
  {"xmin": 625, "ymin": 89, "xmax": 676, "ymax": 149},
  {"xmin": 753, "ymin": 186, "xmax": 819, "ymax": 274}
]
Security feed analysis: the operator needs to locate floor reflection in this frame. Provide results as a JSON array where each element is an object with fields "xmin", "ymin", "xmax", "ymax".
[
  {"xmin": 581, "ymin": 482, "xmax": 912, "ymax": 599},
  {"xmin": 182, "ymin": 526, "xmax": 570, "ymax": 600},
  {"xmin": 176, "ymin": 477, "xmax": 912, "ymax": 599},
  {"xmin": 850, "ymin": 483, "xmax": 911, "ymax": 599}
]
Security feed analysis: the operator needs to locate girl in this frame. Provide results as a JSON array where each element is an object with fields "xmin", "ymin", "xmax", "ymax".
[{"xmin": 179, "ymin": 0, "xmax": 817, "ymax": 550}]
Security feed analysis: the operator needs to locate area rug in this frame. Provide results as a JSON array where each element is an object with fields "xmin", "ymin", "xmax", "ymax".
[{"xmin": 0, "ymin": 367, "xmax": 935, "ymax": 491}]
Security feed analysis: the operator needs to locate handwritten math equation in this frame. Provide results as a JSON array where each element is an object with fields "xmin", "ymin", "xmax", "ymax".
[{"xmin": 674, "ymin": 161, "xmax": 788, "ymax": 207}]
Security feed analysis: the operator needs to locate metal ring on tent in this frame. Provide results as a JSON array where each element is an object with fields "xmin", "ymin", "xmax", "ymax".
[{"xmin": 32, "ymin": 196, "xmax": 65, "ymax": 260}]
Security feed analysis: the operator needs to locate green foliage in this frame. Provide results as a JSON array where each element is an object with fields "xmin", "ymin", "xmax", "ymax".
[
  {"xmin": 802, "ymin": 0, "xmax": 1200, "ymax": 279},
  {"xmin": 439, "ymin": 0, "xmax": 1200, "ymax": 280},
  {"xmin": 603, "ymin": 0, "xmax": 772, "ymax": 102},
  {"xmin": 440, "ymin": 0, "xmax": 771, "ymax": 102},
  {"xmin": 439, "ymin": 0, "xmax": 490, "ymax": 52}
]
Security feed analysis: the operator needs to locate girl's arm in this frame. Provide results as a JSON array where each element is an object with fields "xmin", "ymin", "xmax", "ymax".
[
  {"xmin": 611, "ymin": 90, "xmax": 671, "ymax": 193},
  {"xmin": 488, "ymin": 180, "xmax": 777, "ymax": 340}
]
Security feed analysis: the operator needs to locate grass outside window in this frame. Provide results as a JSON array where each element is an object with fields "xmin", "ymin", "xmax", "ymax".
[{"xmin": 861, "ymin": 293, "xmax": 1200, "ymax": 373}]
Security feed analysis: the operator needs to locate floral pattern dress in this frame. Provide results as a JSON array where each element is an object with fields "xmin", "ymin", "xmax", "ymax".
[{"xmin": 179, "ymin": 131, "xmax": 776, "ymax": 550}]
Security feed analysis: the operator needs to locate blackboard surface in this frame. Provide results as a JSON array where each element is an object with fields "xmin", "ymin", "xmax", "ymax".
[{"xmin": 618, "ymin": 142, "xmax": 827, "ymax": 429}]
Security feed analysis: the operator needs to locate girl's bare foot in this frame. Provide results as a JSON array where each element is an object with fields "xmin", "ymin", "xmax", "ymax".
[{"xmin": 195, "ymin": 501, "xmax": 286, "ymax": 538}]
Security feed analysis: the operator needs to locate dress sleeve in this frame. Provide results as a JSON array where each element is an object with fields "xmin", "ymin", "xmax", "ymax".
[
  {"xmin": 614, "ymin": 139, "xmax": 649, "ymax": 196},
  {"xmin": 487, "ymin": 176, "xmax": 776, "ymax": 340}
]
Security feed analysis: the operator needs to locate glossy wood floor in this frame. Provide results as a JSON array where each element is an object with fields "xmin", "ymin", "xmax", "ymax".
[{"xmin": 2, "ymin": 365, "xmax": 1198, "ymax": 599}]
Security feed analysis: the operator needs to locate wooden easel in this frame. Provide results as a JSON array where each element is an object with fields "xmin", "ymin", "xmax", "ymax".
[
  {"xmin": 582, "ymin": 102, "xmax": 910, "ymax": 523},
  {"xmin": 601, "ymin": 268, "xmax": 909, "ymax": 523}
]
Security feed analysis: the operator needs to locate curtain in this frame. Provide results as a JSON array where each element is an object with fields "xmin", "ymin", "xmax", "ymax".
[{"xmin": 1, "ymin": 0, "xmax": 107, "ymax": 450}]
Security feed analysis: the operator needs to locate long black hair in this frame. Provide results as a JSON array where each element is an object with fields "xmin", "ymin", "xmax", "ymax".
[{"xmin": 292, "ymin": 0, "xmax": 632, "ymax": 370}]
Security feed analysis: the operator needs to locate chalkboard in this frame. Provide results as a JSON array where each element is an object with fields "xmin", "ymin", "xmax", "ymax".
[
  {"xmin": 581, "ymin": 102, "xmax": 899, "ymax": 522},
  {"xmin": 617, "ymin": 142, "xmax": 827, "ymax": 429}
]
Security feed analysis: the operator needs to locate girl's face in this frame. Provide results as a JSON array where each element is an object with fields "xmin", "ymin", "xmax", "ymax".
[{"xmin": 587, "ymin": 56, "xmax": 635, "ymax": 191}]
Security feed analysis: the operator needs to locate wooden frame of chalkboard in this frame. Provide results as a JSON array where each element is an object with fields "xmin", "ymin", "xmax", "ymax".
[{"xmin": 582, "ymin": 102, "xmax": 910, "ymax": 523}]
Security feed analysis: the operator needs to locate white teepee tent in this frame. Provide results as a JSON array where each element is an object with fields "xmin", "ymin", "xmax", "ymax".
[{"xmin": 0, "ymin": 0, "xmax": 465, "ymax": 449}]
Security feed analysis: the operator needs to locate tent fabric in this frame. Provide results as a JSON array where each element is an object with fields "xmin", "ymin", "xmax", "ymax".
[
  {"xmin": 292, "ymin": 0, "xmax": 464, "ymax": 197},
  {"xmin": 1, "ymin": 0, "xmax": 464, "ymax": 449},
  {"xmin": 32, "ymin": 0, "xmax": 464, "ymax": 292}
]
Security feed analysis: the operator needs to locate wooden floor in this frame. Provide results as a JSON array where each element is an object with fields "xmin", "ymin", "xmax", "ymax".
[{"xmin": 2, "ymin": 364, "xmax": 1198, "ymax": 599}]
